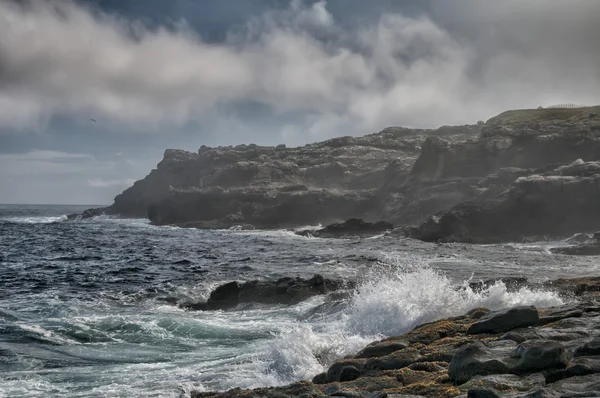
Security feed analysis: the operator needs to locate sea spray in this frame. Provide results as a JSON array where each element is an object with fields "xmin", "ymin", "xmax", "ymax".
[
  {"xmin": 250, "ymin": 257, "xmax": 565, "ymax": 387},
  {"xmin": 345, "ymin": 257, "xmax": 564, "ymax": 336}
]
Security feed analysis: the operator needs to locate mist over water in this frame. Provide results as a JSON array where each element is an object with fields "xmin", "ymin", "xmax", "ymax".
[{"xmin": 0, "ymin": 205, "xmax": 597, "ymax": 397}]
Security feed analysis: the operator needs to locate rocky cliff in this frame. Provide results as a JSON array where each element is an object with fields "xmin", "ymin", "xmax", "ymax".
[
  {"xmin": 407, "ymin": 107, "xmax": 600, "ymax": 242},
  {"xmin": 89, "ymin": 106, "xmax": 600, "ymax": 241},
  {"xmin": 98, "ymin": 125, "xmax": 478, "ymax": 228}
]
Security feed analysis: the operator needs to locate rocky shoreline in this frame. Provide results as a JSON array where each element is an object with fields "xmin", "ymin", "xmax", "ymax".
[{"xmin": 191, "ymin": 276, "xmax": 600, "ymax": 398}]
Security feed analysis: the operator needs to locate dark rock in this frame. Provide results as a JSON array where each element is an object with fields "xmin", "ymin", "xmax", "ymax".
[
  {"xmin": 574, "ymin": 338, "xmax": 600, "ymax": 357},
  {"xmin": 298, "ymin": 218, "xmax": 393, "ymax": 238},
  {"xmin": 183, "ymin": 274, "xmax": 346, "ymax": 311},
  {"xmin": 546, "ymin": 356, "xmax": 600, "ymax": 383},
  {"xmin": 311, "ymin": 372, "xmax": 328, "ymax": 384},
  {"xmin": 512, "ymin": 340, "xmax": 568, "ymax": 372},
  {"xmin": 338, "ymin": 365, "xmax": 361, "ymax": 382},
  {"xmin": 364, "ymin": 347, "xmax": 423, "ymax": 371},
  {"xmin": 544, "ymin": 276, "xmax": 600, "ymax": 298},
  {"xmin": 238, "ymin": 274, "xmax": 342, "ymax": 305},
  {"xmin": 538, "ymin": 303, "xmax": 584, "ymax": 325},
  {"xmin": 448, "ymin": 341, "xmax": 513, "ymax": 384},
  {"xmin": 469, "ymin": 277, "xmax": 529, "ymax": 293},
  {"xmin": 467, "ymin": 388, "xmax": 501, "ymax": 398},
  {"xmin": 356, "ymin": 341, "xmax": 409, "ymax": 358},
  {"xmin": 66, "ymin": 207, "xmax": 104, "ymax": 221},
  {"xmin": 467, "ymin": 306, "xmax": 539, "ymax": 335},
  {"xmin": 546, "ymin": 374, "xmax": 600, "ymax": 397},
  {"xmin": 327, "ymin": 359, "xmax": 366, "ymax": 382},
  {"xmin": 206, "ymin": 281, "xmax": 240, "ymax": 309}
]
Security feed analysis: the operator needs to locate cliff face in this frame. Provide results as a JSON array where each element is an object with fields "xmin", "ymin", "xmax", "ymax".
[
  {"xmin": 407, "ymin": 106, "xmax": 600, "ymax": 242},
  {"xmin": 98, "ymin": 106, "xmax": 600, "ymax": 240},
  {"xmin": 104, "ymin": 126, "xmax": 478, "ymax": 228}
]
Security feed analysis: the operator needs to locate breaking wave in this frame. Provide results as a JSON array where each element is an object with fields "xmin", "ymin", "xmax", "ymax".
[{"xmin": 227, "ymin": 258, "xmax": 564, "ymax": 389}]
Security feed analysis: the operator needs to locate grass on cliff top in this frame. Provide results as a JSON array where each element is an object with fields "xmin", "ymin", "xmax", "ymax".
[{"xmin": 487, "ymin": 106, "xmax": 600, "ymax": 127}]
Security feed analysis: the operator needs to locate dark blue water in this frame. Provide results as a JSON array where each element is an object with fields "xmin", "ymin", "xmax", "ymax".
[{"xmin": 0, "ymin": 205, "xmax": 598, "ymax": 397}]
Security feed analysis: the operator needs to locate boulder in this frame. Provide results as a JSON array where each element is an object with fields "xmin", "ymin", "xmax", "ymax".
[
  {"xmin": 467, "ymin": 306, "xmax": 539, "ymax": 335},
  {"xmin": 206, "ymin": 281, "xmax": 240, "ymax": 309},
  {"xmin": 339, "ymin": 365, "xmax": 362, "ymax": 382},
  {"xmin": 448, "ymin": 341, "xmax": 514, "ymax": 384},
  {"xmin": 574, "ymin": 338, "xmax": 600, "ymax": 357},
  {"xmin": 512, "ymin": 340, "xmax": 568, "ymax": 372},
  {"xmin": 182, "ymin": 274, "xmax": 346, "ymax": 311},
  {"xmin": 297, "ymin": 218, "xmax": 393, "ymax": 238},
  {"xmin": 355, "ymin": 340, "xmax": 409, "ymax": 358}
]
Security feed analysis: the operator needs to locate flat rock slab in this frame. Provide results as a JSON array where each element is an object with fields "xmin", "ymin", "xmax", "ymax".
[{"xmin": 467, "ymin": 306, "xmax": 539, "ymax": 335}]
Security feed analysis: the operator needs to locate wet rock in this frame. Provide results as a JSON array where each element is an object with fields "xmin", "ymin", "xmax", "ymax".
[
  {"xmin": 339, "ymin": 365, "xmax": 362, "ymax": 382},
  {"xmin": 356, "ymin": 341, "xmax": 409, "ymax": 358},
  {"xmin": 238, "ymin": 274, "xmax": 343, "ymax": 305},
  {"xmin": 66, "ymin": 207, "xmax": 104, "ymax": 221},
  {"xmin": 469, "ymin": 277, "xmax": 529, "ymax": 293},
  {"xmin": 574, "ymin": 338, "xmax": 600, "ymax": 357},
  {"xmin": 512, "ymin": 340, "xmax": 568, "ymax": 372},
  {"xmin": 544, "ymin": 276, "xmax": 600, "ymax": 297},
  {"xmin": 448, "ymin": 341, "xmax": 514, "ymax": 384},
  {"xmin": 297, "ymin": 218, "xmax": 393, "ymax": 238},
  {"xmin": 183, "ymin": 274, "xmax": 346, "ymax": 311},
  {"xmin": 546, "ymin": 356, "xmax": 600, "ymax": 383},
  {"xmin": 364, "ymin": 347, "xmax": 423, "ymax": 371},
  {"xmin": 206, "ymin": 281, "xmax": 240, "ymax": 309},
  {"xmin": 466, "ymin": 388, "xmax": 501, "ymax": 398},
  {"xmin": 467, "ymin": 306, "xmax": 539, "ymax": 335},
  {"xmin": 460, "ymin": 373, "xmax": 546, "ymax": 395},
  {"xmin": 327, "ymin": 359, "xmax": 367, "ymax": 382},
  {"xmin": 312, "ymin": 372, "xmax": 328, "ymax": 384},
  {"xmin": 538, "ymin": 304, "xmax": 584, "ymax": 325},
  {"xmin": 546, "ymin": 374, "xmax": 600, "ymax": 397}
]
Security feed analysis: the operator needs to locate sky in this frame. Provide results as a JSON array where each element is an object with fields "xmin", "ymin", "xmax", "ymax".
[{"xmin": 1, "ymin": 0, "xmax": 600, "ymax": 204}]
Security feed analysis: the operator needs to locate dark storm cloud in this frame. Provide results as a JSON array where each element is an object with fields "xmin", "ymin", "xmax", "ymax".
[{"xmin": 2, "ymin": 0, "xmax": 598, "ymax": 138}]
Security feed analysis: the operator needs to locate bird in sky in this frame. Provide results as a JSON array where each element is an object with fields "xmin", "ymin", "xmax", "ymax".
[{"xmin": 90, "ymin": 119, "xmax": 97, "ymax": 122}]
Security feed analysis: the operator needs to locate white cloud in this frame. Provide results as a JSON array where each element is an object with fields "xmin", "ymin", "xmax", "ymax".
[{"xmin": 1, "ymin": 0, "xmax": 599, "ymax": 139}]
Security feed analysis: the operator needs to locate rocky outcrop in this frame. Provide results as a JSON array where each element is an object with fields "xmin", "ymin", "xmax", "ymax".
[
  {"xmin": 78, "ymin": 106, "xmax": 600, "ymax": 240},
  {"xmin": 297, "ymin": 218, "xmax": 394, "ymax": 238},
  {"xmin": 179, "ymin": 274, "xmax": 348, "ymax": 310},
  {"xmin": 401, "ymin": 107, "xmax": 600, "ymax": 242},
  {"xmin": 409, "ymin": 160, "xmax": 600, "ymax": 243},
  {"xmin": 194, "ymin": 298, "xmax": 600, "ymax": 398},
  {"xmin": 83, "ymin": 125, "xmax": 477, "ymax": 228}
]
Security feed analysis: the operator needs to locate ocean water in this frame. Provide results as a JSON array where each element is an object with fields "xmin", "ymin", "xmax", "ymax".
[{"xmin": 1, "ymin": 204, "xmax": 599, "ymax": 397}]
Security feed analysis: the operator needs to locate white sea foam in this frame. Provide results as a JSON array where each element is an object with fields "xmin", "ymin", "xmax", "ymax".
[
  {"xmin": 345, "ymin": 261, "xmax": 563, "ymax": 337},
  {"xmin": 2, "ymin": 215, "xmax": 67, "ymax": 224},
  {"xmin": 238, "ymin": 257, "xmax": 565, "ymax": 388}
]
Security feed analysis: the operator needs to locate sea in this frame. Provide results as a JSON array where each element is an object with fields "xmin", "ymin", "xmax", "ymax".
[{"xmin": 1, "ymin": 204, "xmax": 599, "ymax": 397}]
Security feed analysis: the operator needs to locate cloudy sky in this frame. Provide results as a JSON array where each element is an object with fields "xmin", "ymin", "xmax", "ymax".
[{"xmin": 1, "ymin": 0, "xmax": 599, "ymax": 204}]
